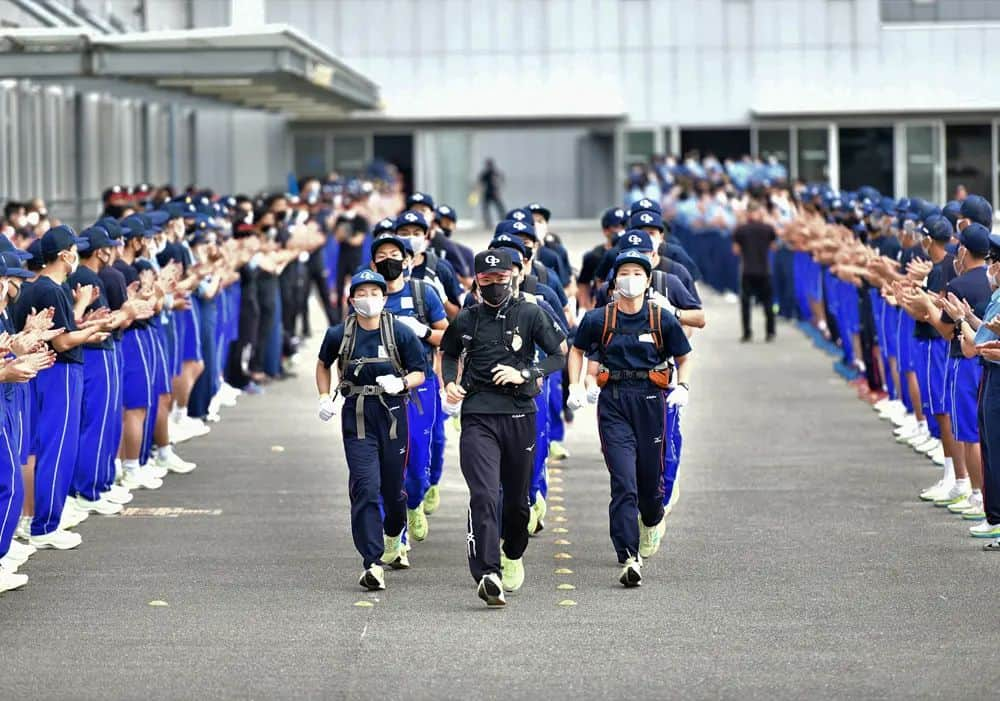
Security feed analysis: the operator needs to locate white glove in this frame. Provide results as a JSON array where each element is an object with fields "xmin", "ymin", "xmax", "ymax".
[
  {"xmin": 396, "ymin": 315, "xmax": 429, "ymax": 339},
  {"xmin": 567, "ymin": 384, "xmax": 586, "ymax": 411},
  {"xmin": 376, "ymin": 375, "xmax": 406, "ymax": 395},
  {"xmin": 440, "ymin": 390, "xmax": 462, "ymax": 417},
  {"xmin": 666, "ymin": 385, "xmax": 689, "ymax": 408},
  {"xmin": 649, "ymin": 291, "xmax": 676, "ymax": 314},
  {"xmin": 586, "ymin": 385, "xmax": 601, "ymax": 404},
  {"xmin": 318, "ymin": 395, "xmax": 337, "ymax": 422}
]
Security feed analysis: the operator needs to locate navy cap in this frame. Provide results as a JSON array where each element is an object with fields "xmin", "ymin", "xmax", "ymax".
[
  {"xmin": 942, "ymin": 200, "xmax": 962, "ymax": 227},
  {"xmin": 917, "ymin": 200, "xmax": 941, "ymax": 222},
  {"xmin": 526, "ymin": 202, "xmax": 551, "ymax": 221},
  {"xmin": 406, "ymin": 192, "xmax": 435, "ymax": 210},
  {"xmin": 988, "ymin": 232, "xmax": 1000, "ymax": 256},
  {"xmin": 489, "ymin": 234, "xmax": 527, "ymax": 257},
  {"xmin": 147, "ymin": 210, "xmax": 170, "ymax": 227},
  {"xmin": 960, "ymin": 195, "xmax": 993, "ymax": 228},
  {"xmin": 613, "ymin": 250, "xmax": 652, "ymax": 275},
  {"xmin": 496, "ymin": 219, "xmax": 537, "ymax": 241},
  {"xmin": 26, "ymin": 240, "xmax": 43, "ymax": 266},
  {"xmin": 41, "ymin": 225, "xmax": 89, "ymax": 258},
  {"xmin": 617, "ymin": 229, "xmax": 655, "ymax": 253},
  {"xmin": 0, "ymin": 237, "xmax": 32, "ymax": 262},
  {"xmin": 629, "ymin": 210, "xmax": 664, "ymax": 232},
  {"xmin": 920, "ymin": 215, "xmax": 954, "ymax": 243},
  {"xmin": 0, "ymin": 252, "xmax": 34, "ymax": 279},
  {"xmin": 435, "ymin": 205, "xmax": 457, "ymax": 223},
  {"xmin": 164, "ymin": 201, "xmax": 194, "ymax": 220},
  {"xmin": 959, "ymin": 222, "xmax": 992, "ymax": 257},
  {"xmin": 371, "ymin": 235, "xmax": 409, "ymax": 259},
  {"xmin": 80, "ymin": 226, "xmax": 122, "ymax": 250},
  {"xmin": 121, "ymin": 215, "xmax": 151, "ymax": 239},
  {"xmin": 601, "ymin": 207, "xmax": 628, "ymax": 229},
  {"xmin": 96, "ymin": 217, "xmax": 128, "ymax": 240},
  {"xmin": 349, "ymin": 270, "xmax": 387, "ymax": 295},
  {"xmin": 629, "ymin": 197, "xmax": 662, "ymax": 215},
  {"xmin": 475, "ymin": 249, "xmax": 513, "ymax": 275},
  {"xmin": 373, "ymin": 217, "xmax": 396, "ymax": 237},
  {"xmin": 395, "ymin": 210, "xmax": 428, "ymax": 232},
  {"xmin": 504, "ymin": 208, "xmax": 533, "ymax": 225},
  {"xmin": 189, "ymin": 229, "xmax": 217, "ymax": 247}
]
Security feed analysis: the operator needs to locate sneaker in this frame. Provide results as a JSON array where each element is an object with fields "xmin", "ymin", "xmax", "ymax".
[
  {"xmin": 423, "ymin": 484, "xmax": 440, "ymax": 515},
  {"xmin": 905, "ymin": 429, "xmax": 932, "ymax": 446},
  {"xmin": 872, "ymin": 397, "xmax": 892, "ymax": 412},
  {"xmin": 385, "ymin": 543, "xmax": 410, "ymax": 570},
  {"xmin": 122, "ymin": 468, "xmax": 163, "ymax": 491},
  {"xmin": 934, "ymin": 481, "xmax": 972, "ymax": 507},
  {"xmin": 359, "ymin": 564, "xmax": 386, "ymax": 591},
  {"xmin": 407, "ymin": 506, "xmax": 429, "ymax": 542},
  {"xmin": 6, "ymin": 540, "xmax": 36, "ymax": 562},
  {"xmin": 927, "ymin": 446, "xmax": 945, "ymax": 466},
  {"xmin": 155, "ymin": 451, "xmax": 196, "ymax": 475},
  {"xmin": 984, "ymin": 538, "xmax": 1000, "ymax": 551},
  {"xmin": 13, "ymin": 516, "xmax": 31, "ymax": 541},
  {"xmin": 477, "ymin": 573, "xmax": 506, "ymax": 606},
  {"xmin": 619, "ymin": 555, "xmax": 643, "ymax": 588},
  {"xmin": 528, "ymin": 493, "xmax": 546, "ymax": 536},
  {"xmin": 914, "ymin": 437, "xmax": 940, "ymax": 454},
  {"xmin": 183, "ymin": 416, "xmax": 210, "ymax": 438},
  {"xmin": 664, "ymin": 483, "xmax": 681, "ymax": 517},
  {"xmin": 892, "ymin": 412, "xmax": 917, "ymax": 429},
  {"xmin": 548, "ymin": 441, "xmax": 569, "ymax": 461},
  {"xmin": 961, "ymin": 494, "xmax": 986, "ymax": 520},
  {"xmin": 638, "ymin": 517, "xmax": 666, "ymax": 558},
  {"xmin": 29, "ymin": 529, "xmax": 82, "ymax": 550},
  {"xmin": 0, "ymin": 555, "xmax": 21, "ymax": 573},
  {"xmin": 0, "ymin": 565, "xmax": 28, "ymax": 592},
  {"xmin": 102, "ymin": 484, "xmax": 133, "ymax": 505},
  {"xmin": 58, "ymin": 501, "xmax": 89, "ymax": 530},
  {"xmin": 500, "ymin": 553, "xmax": 525, "ymax": 592},
  {"xmin": 919, "ymin": 480, "xmax": 953, "ymax": 502},
  {"xmin": 145, "ymin": 462, "xmax": 168, "ymax": 479},
  {"xmin": 969, "ymin": 521, "xmax": 1000, "ymax": 538},
  {"xmin": 895, "ymin": 423, "xmax": 924, "ymax": 441},
  {"xmin": 73, "ymin": 495, "xmax": 123, "ymax": 516},
  {"xmin": 947, "ymin": 496, "xmax": 973, "ymax": 513},
  {"xmin": 381, "ymin": 533, "xmax": 403, "ymax": 565}
]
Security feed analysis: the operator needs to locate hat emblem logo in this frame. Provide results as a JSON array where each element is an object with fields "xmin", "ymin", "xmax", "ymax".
[
  {"xmin": 639, "ymin": 199, "xmax": 651, "ymax": 207},
  {"xmin": 404, "ymin": 213, "xmax": 417, "ymax": 222},
  {"xmin": 412, "ymin": 194, "xmax": 423, "ymax": 201},
  {"xmin": 513, "ymin": 212, "xmax": 525, "ymax": 220},
  {"xmin": 639, "ymin": 213, "xmax": 653, "ymax": 224},
  {"xmin": 485, "ymin": 254, "xmax": 501, "ymax": 266},
  {"xmin": 628, "ymin": 234, "xmax": 642, "ymax": 246},
  {"xmin": 360, "ymin": 271, "xmax": 375, "ymax": 280}
]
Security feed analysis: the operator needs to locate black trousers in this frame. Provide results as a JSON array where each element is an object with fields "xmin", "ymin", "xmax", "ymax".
[
  {"xmin": 224, "ymin": 299, "xmax": 259, "ymax": 389},
  {"xmin": 481, "ymin": 196, "xmax": 506, "ymax": 230},
  {"xmin": 459, "ymin": 412, "xmax": 534, "ymax": 581},
  {"xmin": 304, "ymin": 264, "xmax": 337, "ymax": 336},
  {"xmin": 740, "ymin": 273, "xmax": 775, "ymax": 339},
  {"xmin": 251, "ymin": 277, "xmax": 277, "ymax": 374}
]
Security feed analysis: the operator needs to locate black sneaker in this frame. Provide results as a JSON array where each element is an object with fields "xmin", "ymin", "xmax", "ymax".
[
  {"xmin": 359, "ymin": 565, "xmax": 386, "ymax": 591},
  {"xmin": 477, "ymin": 573, "xmax": 506, "ymax": 606}
]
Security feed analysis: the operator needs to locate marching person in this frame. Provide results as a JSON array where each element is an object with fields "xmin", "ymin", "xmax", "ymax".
[
  {"xmin": 440, "ymin": 249, "xmax": 566, "ymax": 606},
  {"xmin": 315, "ymin": 270, "xmax": 426, "ymax": 591},
  {"xmin": 567, "ymin": 249, "xmax": 692, "ymax": 588}
]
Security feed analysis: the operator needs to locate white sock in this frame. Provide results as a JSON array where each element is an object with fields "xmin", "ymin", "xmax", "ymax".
[
  {"xmin": 971, "ymin": 489, "xmax": 982, "ymax": 498},
  {"xmin": 918, "ymin": 420, "xmax": 928, "ymax": 433},
  {"xmin": 955, "ymin": 477, "xmax": 970, "ymax": 487},
  {"xmin": 171, "ymin": 406, "xmax": 186, "ymax": 423},
  {"xmin": 156, "ymin": 445, "xmax": 174, "ymax": 461},
  {"xmin": 123, "ymin": 459, "xmax": 140, "ymax": 473},
  {"xmin": 942, "ymin": 458, "xmax": 956, "ymax": 484}
]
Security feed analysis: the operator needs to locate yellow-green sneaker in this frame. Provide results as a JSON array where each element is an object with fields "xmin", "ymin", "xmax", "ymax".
[
  {"xmin": 381, "ymin": 533, "xmax": 403, "ymax": 564},
  {"xmin": 664, "ymin": 482, "xmax": 681, "ymax": 517},
  {"xmin": 549, "ymin": 440, "xmax": 569, "ymax": 461},
  {"xmin": 423, "ymin": 485, "xmax": 440, "ymax": 515},
  {"xmin": 528, "ymin": 493, "xmax": 546, "ymax": 535},
  {"xmin": 500, "ymin": 553, "xmax": 525, "ymax": 592},
  {"xmin": 407, "ymin": 505, "xmax": 429, "ymax": 541},
  {"xmin": 638, "ymin": 517, "xmax": 665, "ymax": 558},
  {"xmin": 969, "ymin": 521, "xmax": 1000, "ymax": 538}
]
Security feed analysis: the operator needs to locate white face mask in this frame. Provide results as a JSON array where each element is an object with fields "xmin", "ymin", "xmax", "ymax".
[
  {"xmin": 353, "ymin": 297, "xmax": 385, "ymax": 318},
  {"xmin": 616, "ymin": 275, "xmax": 647, "ymax": 299},
  {"xmin": 407, "ymin": 236, "xmax": 427, "ymax": 256},
  {"xmin": 0, "ymin": 280, "xmax": 9, "ymax": 300},
  {"xmin": 63, "ymin": 251, "xmax": 79, "ymax": 274},
  {"xmin": 988, "ymin": 270, "xmax": 998, "ymax": 290}
]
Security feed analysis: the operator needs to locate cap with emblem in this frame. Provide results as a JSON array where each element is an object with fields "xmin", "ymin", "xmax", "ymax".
[
  {"xmin": 350, "ymin": 270, "xmax": 387, "ymax": 295},
  {"xmin": 489, "ymin": 234, "xmax": 527, "ymax": 257},
  {"xmin": 601, "ymin": 207, "xmax": 628, "ymax": 229},
  {"xmin": 629, "ymin": 210, "xmax": 664, "ymax": 232},
  {"xmin": 395, "ymin": 210, "xmax": 428, "ymax": 232},
  {"xmin": 373, "ymin": 217, "xmax": 396, "ymax": 237},
  {"xmin": 629, "ymin": 198, "xmax": 662, "ymax": 216},
  {"xmin": 41, "ymin": 225, "xmax": 90, "ymax": 257},
  {"xmin": 475, "ymin": 249, "xmax": 513, "ymax": 275},
  {"xmin": 921, "ymin": 215, "xmax": 954, "ymax": 243},
  {"xmin": 617, "ymin": 229, "xmax": 655, "ymax": 253},
  {"xmin": 406, "ymin": 192, "xmax": 435, "ymax": 210},
  {"xmin": 613, "ymin": 249, "xmax": 652, "ymax": 275},
  {"xmin": 435, "ymin": 205, "xmax": 456, "ymax": 223},
  {"xmin": 496, "ymin": 219, "xmax": 537, "ymax": 241},
  {"xmin": 504, "ymin": 207, "xmax": 533, "ymax": 224},
  {"xmin": 371, "ymin": 235, "xmax": 409, "ymax": 258},
  {"xmin": 526, "ymin": 202, "xmax": 551, "ymax": 221}
]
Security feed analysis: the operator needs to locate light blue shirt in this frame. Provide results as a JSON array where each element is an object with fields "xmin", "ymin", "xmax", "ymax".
[{"xmin": 973, "ymin": 287, "xmax": 1000, "ymax": 365}]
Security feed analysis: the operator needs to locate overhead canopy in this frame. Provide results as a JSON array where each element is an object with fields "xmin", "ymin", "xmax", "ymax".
[{"xmin": 0, "ymin": 24, "xmax": 380, "ymax": 118}]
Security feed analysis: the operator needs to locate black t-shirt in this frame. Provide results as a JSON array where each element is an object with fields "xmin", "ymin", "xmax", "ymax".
[
  {"xmin": 440, "ymin": 298, "xmax": 566, "ymax": 415},
  {"xmin": 915, "ymin": 253, "xmax": 957, "ymax": 341},
  {"xmin": 732, "ymin": 222, "xmax": 776, "ymax": 277},
  {"xmin": 941, "ymin": 266, "xmax": 992, "ymax": 357},
  {"xmin": 578, "ymin": 244, "xmax": 608, "ymax": 288},
  {"xmin": 335, "ymin": 213, "xmax": 369, "ymax": 269},
  {"xmin": 13, "ymin": 275, "xmax": 81, "ymax": 363},
  {"xmin": 68, "ymin": 266, "xmax": 113, "ymax": 350}
]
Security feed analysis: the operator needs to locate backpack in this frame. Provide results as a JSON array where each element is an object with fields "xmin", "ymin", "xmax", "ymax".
[
  {"xmin": 409, "ymin": 278, "xmax": 433, "ymax": 325},
  {"xmin": 531, "ymin": 259, "xmax": 550, "ymax": 286},
  {"xmin": 600, "ymin": 300, "xmax": 663, "ymax": 353},
  {"xmin": 336, "ymin": 310, "xmax": 404, "ymax": 381}
]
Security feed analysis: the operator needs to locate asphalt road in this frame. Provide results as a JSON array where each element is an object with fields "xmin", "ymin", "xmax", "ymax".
[{"xmin": 3, "ymin": 228, "xmax": 996, "ymax": 700}]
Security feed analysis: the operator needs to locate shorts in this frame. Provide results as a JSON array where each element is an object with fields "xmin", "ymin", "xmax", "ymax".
[
  {"xmin": 948, "ymin": 356, "xmax": 982, "ymax": 443},
  {"xmin": 180, "ymin": 303, "xmax": 203, "ymax": 363},
  {"xmin": 899, "ymin": 315, "xmax": 917, "ymax": 373},
  {"xmin": 883, "ymin": 305, "xmax": 899, "ymax": 357},
  {"xmin": 147, "ymin": 326, "xmax": 170, "ymax": 396},
  {"xmin": 122, "ymin": 329, "xmax": 153, "ymax": 410},
  {"xmin": 927, "ymin": 338, "xmax": 949, "ymax": 416}
]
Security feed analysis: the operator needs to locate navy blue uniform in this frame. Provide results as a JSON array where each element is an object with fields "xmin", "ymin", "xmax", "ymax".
[
  {"xmin": 318, "ymin": 316, "xmax": 424, "ymax": 568},
  {"xmin": 574, "ymin": 303, "xmax": 691, "ymax": 563},
  {"xmin": 940, "ymin": 266, "xmax": 992, "ymax": 443}
]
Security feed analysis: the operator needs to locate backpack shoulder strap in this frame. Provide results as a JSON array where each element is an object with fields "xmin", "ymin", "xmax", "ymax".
[
  {"xmin": 410, "ymin": 279, "xmax": 428, "ymax": 325},
  {"xmin": 423, "ymin": 248, "xmax": 439, "ymax": 273},
  {"xmin": 337, "ymin": 314, "xmax": 358, "ymax": 376},
  {"xmin": 648, "ymin": 301, "xmax": 663, "ymax": 352},
  {"xmin": 379, "ymin": 311, "xmax": 405, "ymax": 376},
  {"xmin": 650, "ymin": 269, "xmax": 668, "ymax": 296},
  {"xmin": 601, "ymin": 303, "xmax": 617, "ymax": 348}
]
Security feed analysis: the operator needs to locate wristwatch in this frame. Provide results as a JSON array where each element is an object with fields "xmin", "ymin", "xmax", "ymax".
[
  {"xmin": 678, "ymin": 382, "xmax": 690, "ymax": 391},
  {"xmin": 402, "ymin": 376, "xmax": 409, "ymax": 391},
  {"xmin": 422, "ymin": 327, "xmax": 432, "ymax": 340},
  {"xmin": 674, "ymin": 307, "xmax": 682, "ymax": 320},
  {"xmin": 521, "ymin": 368, "xmax": 533, "ymax": 381}
]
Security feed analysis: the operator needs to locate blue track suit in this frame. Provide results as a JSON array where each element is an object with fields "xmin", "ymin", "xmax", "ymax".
[
  {"xmin": 574, "ymin": 302, "xmax": 691, "ymax": 563},
  {"xmin": 318, "ymin": 314, "xmax": 425, "ymax": 568},
  {"xmin": 382, "ymin": 279, "xmax": 447, "ymax": 510},
  {"xmin": 0, "ymin": 393, "xmax": 24, "ymax": 559}
]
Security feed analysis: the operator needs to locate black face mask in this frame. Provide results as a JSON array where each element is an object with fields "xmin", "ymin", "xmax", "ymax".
[
  {"xmin": 440, "ymin": 226, "xmax": 453, "ymax": 239},
  {"xmin": 480, "ymin": 282, "xmax": 511, "ymax": 306},
  {"xmin": 375, "ymin": 258, "xmax": 404, "ymax": 281}
]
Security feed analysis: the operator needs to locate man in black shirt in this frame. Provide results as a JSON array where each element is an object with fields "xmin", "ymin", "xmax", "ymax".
[
  {"xmin": 440, "ymin": 250, "xmax": 566, "ymax": 606},
  {"xmin": 577, "ymin": 207, "xmax": 627, "ymax": 311},
  {"xmin": 477, "ymin": 158, "xmax": 506, "ymax": 229},
  {"xmin": 732, "ymin": 202, "xmax": 777, "ymax": 341}
]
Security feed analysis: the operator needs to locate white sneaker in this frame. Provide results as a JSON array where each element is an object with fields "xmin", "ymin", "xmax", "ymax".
[
  {"xmin": 892, "ymin": 413, "xmax": 917, "ymax": 429},
  {"xmin": 947, "ymin": 496, "xmax": 973, "ymax": 513},
  {"xmin": 205, "ymin": 411, "xmax": 221, "ymax": 424},
  {"xmin": 476, "ymin": 572, "xmax": 506, "ymax": 606},
  {"xmin": 58, "ymin": 501, "xmax": 89, "ymax": 530},
  {"xmin": 359, "ymin": 564, "xmax": 386, "ymax": 591},
  {"xmin": 873, "ymin": 397, "xmax": 892, "ymax": 412},
  {"xmin": 145, "ymin": 462, "xmax": 168, "ymax": 479},
  {"xmin": 182, "ymin": 416, "xmax": 210, "ymax": 438},
  {"xmin": 0, "ymin": 555, "xmax": 21, "ymax": 573},
  {"xmin": 927, "ymin": 445, "xmax": 945, "ymax": 465},
  {"xmin": 122, "ymin": 468, "xmax": 163, "ymax": 491},
  {"xmin": 619, "ymin": 555, "xmax": 643, "ymax": 588},
  {"xmin": 169, "ymin": 419, "xmax": 193, "ymax": 444},
  {"xmin": 0, "ymin": 565, "xmax": 28, "ymax": 592},
  {"xmin": 933, "ymin": 480, "xmax": 972, "ymax": 506},
  {"xmin": 919, "ymin": 480, "xmax": 954, "ymax": 502},
  {"xmin": 960, "ymin": 493, "xmax": 986, "ymax": 520},
  {"xmin": 155, "ymin": 451, "xmax": 196, "ymax": 474},
  {"xmin": 877, "ymin": 401, "xmax": 905, "ymax": 420},
  {"xmin": 969, "ymin": 521, "xmax": 1000, "ymax": 538},
  {"xmin": 6, "ymin": 540, "xmax": 36, "ymax": 562},
  {"xmin": 102, "ymin": 484, "xmax": 133, "ymax": 505},
  {"xmin": 14, "ymin": 516, "xmax": 31, "ymax": 541},
  {"xmin": 638, "ymin": 518, "xmax": 666, "ymax": 558},
  {"xmin": 914, "ymin": 437, "xmax": 940, "ymax": 454},
  {"xmin": 897, "ymin": 426, "xmax": 927, "ymax": 444},
  {"xmin": 73, "ymin": 495, "xmax": 123, "ymax": 516},
  {"xmin": 906, "ymin": 429, "xmax": 932, "ymax": 446},
  {"xmin": 29, "ymin": 528, "xmax": 82, "ymax": 550}
]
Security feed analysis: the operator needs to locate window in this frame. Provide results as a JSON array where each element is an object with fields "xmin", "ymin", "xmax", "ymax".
[
  {"xmin": 757, "ymin": 129, "xmax": 791, "ymax": 167},
  {"xmin": 332, "ymin": 135, "xmax": 367, "ymax": 177},
  {"xmin": 293, "ymin": 135, "xmax": 327, "ymax": 179},
  {"xmin": 625, "ymin": 130, "xmax": 655, "ymax": 165},
  {"xmin": 881, "ymin": 0, "xmax": 1000, "ymax": 23},
  {"xmin": 796, "ymin": 128, "xmax": 828, "ymax": 183},
  {"xmin": 904, "ymin": 124, "xmax": 942, "ymax": 203}
]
